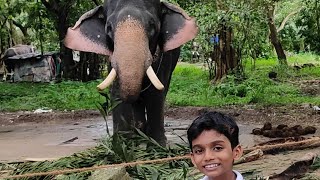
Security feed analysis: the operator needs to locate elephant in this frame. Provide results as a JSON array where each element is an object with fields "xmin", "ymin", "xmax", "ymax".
[{"xmin": 64, "ymin": 0, "xmax": 198, "ymax": 146}]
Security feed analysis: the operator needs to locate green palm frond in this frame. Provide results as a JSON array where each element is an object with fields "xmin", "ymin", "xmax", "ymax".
[{"xmin": 7, "ymin": 129, "xmax": 193, "ymax": 180}]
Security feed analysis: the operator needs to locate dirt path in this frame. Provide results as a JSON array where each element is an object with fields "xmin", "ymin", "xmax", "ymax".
[
  {"xmin": 0, "ymin": 106, "xmax": 319, "ymax": 177},
  {"xmin": 0, "ymin": 110, "xmax": 261, "ymax": 162}
]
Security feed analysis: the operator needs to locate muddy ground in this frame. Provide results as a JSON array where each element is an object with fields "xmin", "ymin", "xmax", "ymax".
[{"xmin": 0, "ymin": 105, "xmax": 319, "ymax": 178}]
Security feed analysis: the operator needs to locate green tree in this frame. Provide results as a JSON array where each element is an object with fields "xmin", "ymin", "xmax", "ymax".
[
  {"xmin": 0, "ymin": 0, "xmax": 30, "ymax": 53},
  {"xmin": 262, "ymin": 0, "xmax": 288, "ymax": 65},
  {"xmin": 296, "ymin": 0, "xmax": 320, "ymax": 54},
  {"xmin": 188, "ymin": 0, "xmax": 270, "ymax": 81},
  {"xmin": 40, "ymin": 0, "xmax": 102, "ymax": 80}
]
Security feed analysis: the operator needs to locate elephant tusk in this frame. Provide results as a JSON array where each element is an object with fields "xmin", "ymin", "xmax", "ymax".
[
  {"xmin": 97, "ymin": 68, "xmax": 117, "ymax": 91},
  {"xmin": 146, "ymin": 67, "xmax": 164, "ymax": 90}
]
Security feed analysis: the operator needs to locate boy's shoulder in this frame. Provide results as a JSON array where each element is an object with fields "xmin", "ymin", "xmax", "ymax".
[
  {"xmin": 200, "ymin": 170, "xmax": 244, "ymax": 180},
  {"xmin": 234, "ymin": 170, "xmax": 244, "ymax": 180}
]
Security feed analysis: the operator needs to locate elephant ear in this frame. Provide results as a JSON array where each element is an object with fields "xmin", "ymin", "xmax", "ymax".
[
  {"xmin": 64, "ymin": 6, "xmax": 112, "ymax": 56},
  {"xmin": 160, "ymin": 2, "xmax": 198, "ymax": 52}
]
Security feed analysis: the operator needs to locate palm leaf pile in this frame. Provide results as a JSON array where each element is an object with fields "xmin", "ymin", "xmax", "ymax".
[
  {"xmin": 1, "ymin": 130, "xmax": 320, "ymax": 180},
  {"xmin": 1, "ymin": 129, "xmax": 204, "ymax": 180}
]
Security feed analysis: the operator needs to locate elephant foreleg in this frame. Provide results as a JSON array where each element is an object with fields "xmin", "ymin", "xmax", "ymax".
[{"xmin": 144, "ymin": 91, "xmax": 166, "ymax": 146}]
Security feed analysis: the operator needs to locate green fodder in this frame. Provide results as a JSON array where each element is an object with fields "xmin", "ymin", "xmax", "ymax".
[{"xmin": 6, "ymin": 130, "xmax": 195, "ymax": 180}]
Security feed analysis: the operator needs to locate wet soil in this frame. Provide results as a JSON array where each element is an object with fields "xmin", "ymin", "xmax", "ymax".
[{"xmin": 0, "ymin": 106, "xmax": 319, "ymax": 177}]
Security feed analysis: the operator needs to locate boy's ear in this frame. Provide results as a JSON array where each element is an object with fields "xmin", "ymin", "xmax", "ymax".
[
  {"xmin": 190, "ymin": 153, "xmax": 197, "ymax": 166},
  {"xmin": 232, "ymin": 145, "xmax": 243, "ymax": 161}
]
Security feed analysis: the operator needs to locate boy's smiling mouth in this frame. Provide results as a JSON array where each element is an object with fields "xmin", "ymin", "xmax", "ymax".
[{"xmin": 204, "ymin": 163, "xmax": 220, "ymax": 170}]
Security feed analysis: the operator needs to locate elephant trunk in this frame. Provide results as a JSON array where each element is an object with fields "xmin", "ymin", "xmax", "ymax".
[{"xmin": 111, "ymin": 19, "xmax": 152, "ymax": 102}]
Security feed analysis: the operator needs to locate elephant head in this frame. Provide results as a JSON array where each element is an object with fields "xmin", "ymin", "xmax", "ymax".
[{"xmin": 65, "ymin": 0, "xmax": 198, "ymax": 101}]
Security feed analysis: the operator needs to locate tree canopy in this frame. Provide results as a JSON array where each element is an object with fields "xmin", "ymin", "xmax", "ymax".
[{"xmin": 0, "ymin": 0, "xmax": 319, "ymax": 80}]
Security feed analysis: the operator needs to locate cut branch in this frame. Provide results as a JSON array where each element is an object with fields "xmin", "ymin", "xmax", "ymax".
[
  {"xmin": 277, "ymin": 8, "xmax": 302, "ymax": 32},
  {"xmin": 266, "ymin": 3, "xmax": 287, "ymax": 65},
  {"xmin": 12, "ymin": 20, "xmax": 29, "ymax": 37},
  {"xmin": 244, "ymin": 136, "xmax": 320, "ymax": 154}
]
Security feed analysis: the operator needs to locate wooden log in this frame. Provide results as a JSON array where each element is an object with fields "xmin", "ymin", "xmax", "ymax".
[
  {"xmin": 24, "ymin": 158, "xmax": 58, "ymax": 162},
  {"xmin": 234, "ymin": 149, "xmax": 263, "ymax": 165},
  {"xmin": 244, "ymin": 136, "xmax": 320, "ymax": 154}
]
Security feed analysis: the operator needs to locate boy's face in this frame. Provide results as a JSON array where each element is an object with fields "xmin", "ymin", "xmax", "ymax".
[{"xmin": 190, "ymin": 129, "xmax": 242, "ymax": 179}]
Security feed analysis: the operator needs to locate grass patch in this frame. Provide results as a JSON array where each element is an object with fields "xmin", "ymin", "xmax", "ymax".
[
  {"xmin": 287, "ymin": 52, "xmax": 320, "ymax": 65},
  {"xmin": 167, "ymin": 54, "xmax": 320, "ymax": 107},
  {"xmin": 0, "ymin": 53, "xmax": 320, "ymax": 111},
  {"xmin": 0, "ymin": 81, "xmax": 105, "ymax": 111}
]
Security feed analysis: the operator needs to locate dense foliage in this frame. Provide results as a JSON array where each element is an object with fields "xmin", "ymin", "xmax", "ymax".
[
  {"xmin": 296, "ymin": 0, "xmax": 320, "ymax": 54},
  {"xmin": 1, "ymin": 0, "xmax": 319, "ymax": 56},
  {"xmin": 0, "ymin": 0, "xmax": 319, "ymax": 81},
  {"xmin": 0, "ymin": 0, "xmax": 100, "ymax": 53}
]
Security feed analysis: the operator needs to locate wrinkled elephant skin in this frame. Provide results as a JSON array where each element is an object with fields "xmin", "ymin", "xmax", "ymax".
[{"xmin": 64, "ymin": 0, "xmax": 198, "ymax": 145}]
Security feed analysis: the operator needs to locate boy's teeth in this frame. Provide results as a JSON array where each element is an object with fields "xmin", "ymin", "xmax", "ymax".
[{"xmin": 205, "ymin": 164, "xmax": 219, "ymax": 168}]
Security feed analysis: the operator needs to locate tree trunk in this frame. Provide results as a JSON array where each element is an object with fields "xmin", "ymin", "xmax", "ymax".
[
  {"xmin": 266, "ymin": 3, "xmax": 288, "ymax": 65},
  {"xmin": 213, "ymin": 24, "xmax": 237, "ymax": 82},
  {"xmin": 77, "ymin": 52, "xmax": 102, "ymax": 82},
  {"xmin": 212, "ymin": 0, "xmax": 239, "ymax": 82},
  {"xmin": 12, "ymin": 20, "xmax": 30, "ymax": 44},
  {"xmin": 88, "ymin": 53, "xmax": 101, "ymax": 80},
  {"xmin": 8, "ymin": 21, "xmax": 15, "ymax": 47},
  {"xmin": 57, "ymin": 13, "xmax": 76, "ymax": 80},
  {"xmin": 41, "ymin": 0, "xmax": 77, "ymax": 80},
  {"xmin": 0, "ymin": 34, "xmax": 3, "ymax": 55},
  {"xmin": 316, "ymin": 0, "xmax": 320, "ymax": 45}
]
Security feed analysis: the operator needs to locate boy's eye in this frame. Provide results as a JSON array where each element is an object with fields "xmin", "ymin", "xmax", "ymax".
[
  {"xmin": 193, "ymin": 148, "xmax": 203, "ymax": 154},
  {"xmin": 213, "ymin": 146, "xmax": 223, "ymax": 151}
]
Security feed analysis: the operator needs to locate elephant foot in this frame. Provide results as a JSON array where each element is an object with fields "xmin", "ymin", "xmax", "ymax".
[
  {"xmin": 157, "ymin": 136, "xmax": 167, "ymax": 147},
  {"xmin": 149, "ymin": 133, "xmax": 167, "ymax": 147},
  {"xmin": 114, "ymin": 130, "xmax": 135, "ymax": 139}
]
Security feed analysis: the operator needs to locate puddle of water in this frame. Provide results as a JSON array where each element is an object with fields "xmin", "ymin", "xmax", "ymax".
[{"xmin": 0, "ymin": 120, "xmax": 111, "ymax": 162}]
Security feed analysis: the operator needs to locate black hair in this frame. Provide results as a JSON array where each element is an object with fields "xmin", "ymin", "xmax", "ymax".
[{"xmin": 187, "ymin": 111, "xmax": 239, "ymax": 150}]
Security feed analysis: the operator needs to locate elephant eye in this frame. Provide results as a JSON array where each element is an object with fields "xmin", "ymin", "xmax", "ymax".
[
  {"xmin": 107, "ymin": 23, "xmax": 112, "ymax": 32},
  {"xmin": 148, "ymin": 22, "xmax": 157, "ymax": 37},
  {"xmin": 149, "ymin": 28, "xmax": 155, "ymax": 37},
  {"xmin": 106, "ymin": 23, "xmax": 113, "ymax": 38}
]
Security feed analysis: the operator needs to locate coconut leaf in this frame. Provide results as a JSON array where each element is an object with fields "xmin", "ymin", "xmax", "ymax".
[{"xmin": 7, "ymin": 129, "xmax": 193, "ymax": 180}]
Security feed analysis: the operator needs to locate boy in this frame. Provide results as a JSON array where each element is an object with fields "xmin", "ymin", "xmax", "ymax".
[{"xmin": 187, "ymin": 111, "xmax": 243, "ymax": 180}]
